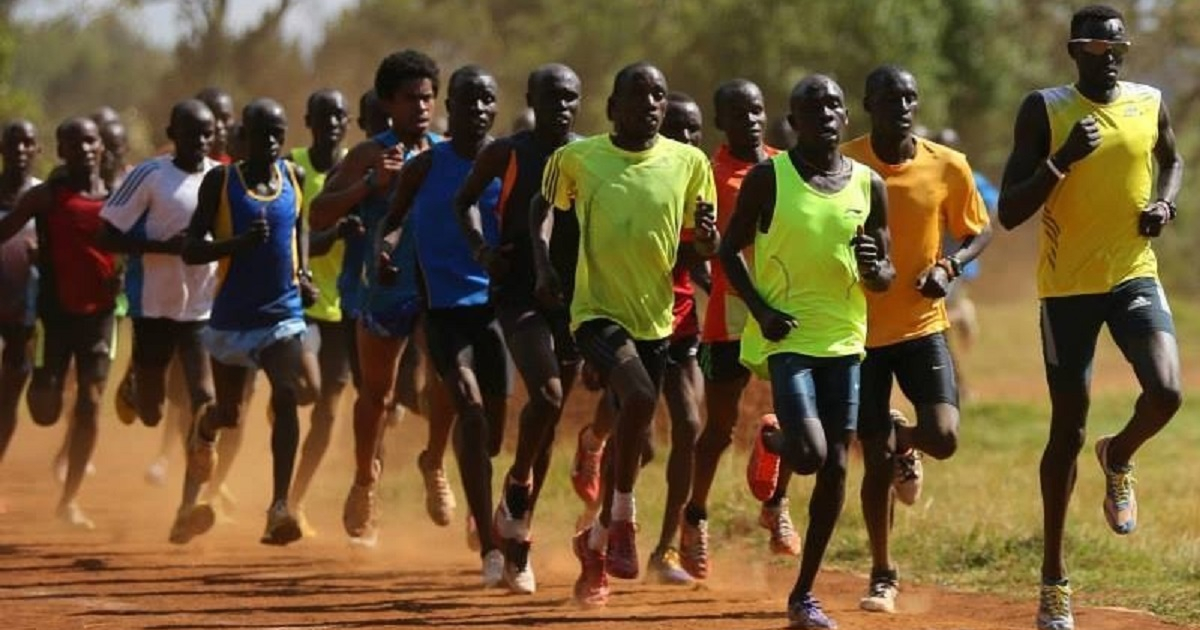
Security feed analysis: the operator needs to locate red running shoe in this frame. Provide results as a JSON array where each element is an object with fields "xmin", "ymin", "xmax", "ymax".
[
  {"xmin": 747, "ymin": 413, "xmax": 782, "ymax": 502},
  {"xmin": 572, "ymin": 528, "xmax": 610, "ymax": 608},
  {"xmin": 570, "ymin": 426, "xmax": 604, "ymax": 507}
]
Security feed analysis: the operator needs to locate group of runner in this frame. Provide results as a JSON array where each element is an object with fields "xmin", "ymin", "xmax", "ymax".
[{"xmin": 0, "ymin": 4, "xmax": 1184, "ymax": 629}]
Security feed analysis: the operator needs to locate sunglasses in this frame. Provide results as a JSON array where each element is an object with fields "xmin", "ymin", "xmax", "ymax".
[{"xmin": 1069, "ymin": 38, "xmax": 1132, "ymax": 57}]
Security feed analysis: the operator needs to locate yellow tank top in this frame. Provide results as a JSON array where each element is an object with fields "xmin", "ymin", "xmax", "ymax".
[
  {"xmin": 1039, "ymin": 81, "xmax": 1159, "ymax": 297},
  {"xmin": 292, "ymin": 147, "xmax": 347, "ymax": 321},
  {"xmin": 740, "ymin": 153, "xmax": 872, "ymax": 378}
]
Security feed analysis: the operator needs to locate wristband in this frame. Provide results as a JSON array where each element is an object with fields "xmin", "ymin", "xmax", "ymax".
[
  {"xmin": 936, "ymin": 258, "xmax": 959, "ymax": 280},
  {"xmin": 297, "ymin": 268, "xmax": 314, "ymax": 282},
  {"xmin": 1045, "ymin": 157, "xmax": 1067, "ymax": 180},
  {"xmin": 1157, "ymin": 199, "xmax": 1178, "ymax": 221}
]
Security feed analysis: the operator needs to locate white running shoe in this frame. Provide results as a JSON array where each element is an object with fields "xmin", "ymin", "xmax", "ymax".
[{"xmin": 482, "ymin": 549, "xmax": 505, "ymax": 588}]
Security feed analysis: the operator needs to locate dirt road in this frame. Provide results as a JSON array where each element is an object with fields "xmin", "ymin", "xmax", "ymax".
[{"xmin": 0, "ymin": 396, "xmax": 1190, "ymax": 630}]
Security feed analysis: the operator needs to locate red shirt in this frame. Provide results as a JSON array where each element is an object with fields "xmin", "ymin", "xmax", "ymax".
[{"xmin": 41, "ymin": 185, "xmax": 117, "ymax": 316}]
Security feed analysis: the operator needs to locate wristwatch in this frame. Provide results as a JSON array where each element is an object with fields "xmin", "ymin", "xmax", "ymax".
[
  {"xmin": 1157, "ymin": 199, "xmax": 1178, "ymax": 221},
  {"xmin": 297, "ymin": 268, "xmax": 314, "ymax": 282}
]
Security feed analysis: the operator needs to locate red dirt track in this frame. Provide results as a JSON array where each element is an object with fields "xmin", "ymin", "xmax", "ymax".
[{"xmin": 0, "ymin": 392, "xmax": 1191, "ymax": 630}]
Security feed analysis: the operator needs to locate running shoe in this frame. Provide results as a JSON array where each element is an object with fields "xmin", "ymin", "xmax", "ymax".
[
  {"xmin": 890, "ymin": 410, "xmax": 923, "ymax": 506},
  {"xmin": 572, "ymin": 528, "xmax": 609, "ymax": 608},
  {"xmin": 115, "ymin": 369, "xmax": 138, "ymax": 426},
  {"xmin": 1036, "ymin": 580, "xmax": 1075, "ymax": 630},
  {"xmin": 168, "ymin": 503, "xmax": 216, "ymax": 545},
  {"xmin": 56, "ymin": 501, "xmax": 95, "ymax": 531},
  {"xmin": 787, "ymin": 592, "xmax": 837, "ymax": 629},
  {"xmin": 679, "ymin": 515, "xmax": 710, "ymax": 579},
  {"xmin": 646, "ymin": 547, "xmax": 694, "ymax": 585},
  {"xmin": 343, "ymin": 482, "xmax": 378, "ymax": 547},
  {"xmin": 747, "ymin": 413, "xmax": 781, "ymax": 501},
  {"xmin": 503, "ymin": 538, "xmax": 536, "ymax": 594},
  {"xmin": 261, "ymin": 500, "xmax": 303, "ymax": 546},
  {"xmin": 605, "ymin": 519, "xmax": 639, "ymax": 579},
  {"xmin": 493, "ymin": 490, "xmax": 530, "ymax": 542},
  {"xmin": 760, "ymin": 498, "xmax": 802, "ymax": 556},
  {"xmin": 481, "ymin": 548, "xmax": 505, "ymax": 588},
  {"xmin": 417, "ymin": 450, "xmax": 455, "ymax": 527},
  {"xmin": 144, "ymin": 456, "xmax": 169, "ymax": 487},
  {"xmin": 570, "ymin": 426, "xmax": 604, "ymax": 507},
  {"xmin": 859, "ymin": 568, "xmax": 899, "ymax": 613},
  {"xmin": 1095, "ymin": 435, "xmax": 1137, "ymax": 534}
]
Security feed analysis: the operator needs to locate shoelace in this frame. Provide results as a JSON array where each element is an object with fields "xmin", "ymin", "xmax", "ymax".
[
  {"xmin": 773, "ymin": 510, "xmax": 798, "ymax": 543},
  {"xmin": 659, "ymin": 547, "xmax": 684, "ymax": 569},
  {"xmin": 895, "ymin": 451, "xmax": 921, "ymax": 481},
  {"xmin": 869, "ymin": 576, "xmax": 898, "ymax": 598},
  {"xmin": 1040, "ymin": 584, "xmax": 1071, "ymax": 618},
  {"xmin": 1106, "ymin": 467, "xmax": 1136, "ymax": 506},
  {"xmin": 577, "ymin": 447, "xmax": 602, "ymax": 478},
  {"xmin": 798, "ymin": 594, "xmax": 828, "ymax": 619}
]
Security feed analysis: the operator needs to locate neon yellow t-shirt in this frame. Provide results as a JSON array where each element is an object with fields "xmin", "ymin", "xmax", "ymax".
[
  {"xmin": 1039, "ymin": 81, "xmax": 1160, "ymax": 297},
  {"xmin": 740, "ymin": 153, "xmax": 873, "ymax": 378},
  {"xmin": 542, "ymin": 134, "xmax": 716, "ymax": 340},
  {"xmin": 291, "ymin": 147, "xmax": 347, "ymax": 322}
]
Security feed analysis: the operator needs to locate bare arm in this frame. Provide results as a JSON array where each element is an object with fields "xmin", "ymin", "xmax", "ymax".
[
  {"xmin": 718, "ymin": 162, "xmax": 796, "ymax": 340},
  {"xmin": 998, "ymin": 91, "xmax": 1103, "ymax": 230},
  {"xmin": 374, "ymin": 152, "xmax": 432, "ymax": 282},
  {"xmin": 1153, "ymin": 101, "xmax": 1183, "ymax": 204},
  {"xmin": 530, "ymin": 193, "xmax": 564, "ymax": 308},
  {"xmin": 182, "ymin": 167, "xmax": 264, "ymax": 265},
  {"xmin": 0, "ymin": 184, "xmax": 46, "ymax": 243},
  {"xmin": 309, "ymin": 140, "xmax": 387, "ymax": 230},
  {"xmin": 453, "ymin": 139, "xmax": 507, "ymax": 267},
  {"xmin": 856, "ymin": 171, "xmax": 894, "ymax": 293}
]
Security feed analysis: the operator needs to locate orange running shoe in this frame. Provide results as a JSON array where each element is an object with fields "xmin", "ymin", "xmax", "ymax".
[{"xmin": 747, "ymin": 413, "xmax": 781, "ymax": 501}]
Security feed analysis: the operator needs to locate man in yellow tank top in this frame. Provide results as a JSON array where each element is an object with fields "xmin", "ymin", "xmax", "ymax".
[
  {"xmin": 997, "ymin": 6, "xmax": 1183, "ymax": 630},
  {"xmin": 287, "ymin": 88, "xmax": 351, "ymax": 536},
  {"xmin": 723, "ymin": 75, "xmax": 892, "ymax": 630},
  {"xmin": 842, "ymin": 65, "xmax": 993, "ymax": 615}
]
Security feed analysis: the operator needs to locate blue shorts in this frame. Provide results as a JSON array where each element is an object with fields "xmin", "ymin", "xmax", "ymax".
[
  {"xmin": 360, "ymin": 296, "xmax": 422, "ymax": 339},
  {"xmin": 202, "ymin": 318, "xmax": 307, "ymax": 369},
  {"xmin": 767, "ymin": 352, "xmax": 861, "ymax": 435}
]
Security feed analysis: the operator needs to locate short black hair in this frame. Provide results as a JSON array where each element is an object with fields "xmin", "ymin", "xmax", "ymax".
[
  {"xmin": 306, "ymin": 89, "xmax": 343, "ymax": 115},
  {"xmin": 713, "ymin": 79, "xmax": 758, "ymax": 115},
  {"xmin": 448, "ymin": 65, "xmax": 491, "ymax": 97},
  {"xmin": 864, "ymin": 65, "xmax": 911, "ymax": 100},
  {"xmin": 1070, "ymin": 4, "xmax": 1124, "ymax": 38},
  {"xmin": 611, "ymin": 62, "xmax": 661, "ymax": 97},
  {"xmin": 667, "ymin": 91, "xmax": 697, "ymax": 107},
  {"xmin": 375, "ymin": 50, "xmax": 440, "ymax": 101}
]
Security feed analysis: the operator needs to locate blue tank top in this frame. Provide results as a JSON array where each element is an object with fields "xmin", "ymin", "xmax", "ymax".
[
  {"xmin": 210, "ymin": 160, "xmax": 302, "ymax": 331},
  {"xmin": 412, "ymin": 141, "xmax": 500, "ymax": 309},
  {"xmin": 346, "ymin": 130, "xmax": 441, "ymax": 318}
]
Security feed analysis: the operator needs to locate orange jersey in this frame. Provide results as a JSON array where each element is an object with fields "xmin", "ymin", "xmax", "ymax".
[
  {"xmin": 841, "ymin": 135, "xmax": 989, "ymax": 348},
  {"xmin": 702, "ymin": 143, "xmax": 779, "ymax": 343}
]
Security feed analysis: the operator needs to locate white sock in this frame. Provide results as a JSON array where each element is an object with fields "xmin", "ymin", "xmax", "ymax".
[
  {"xmin": 611, "ymin": 491, "xmax": 636, "ymax": 522},
  {"xmin": 588, "ymin": 520, "xmax": 608, "ymax": 552}
]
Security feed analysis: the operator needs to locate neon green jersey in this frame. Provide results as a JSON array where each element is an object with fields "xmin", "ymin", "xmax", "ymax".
[
  {"xmin": 542, "ymin": 134, "xmax": 715, "ymax": 340},
  {"xmin": 291, "ymin": 147, "xmax": 347, "ymax": 322},
  {"xmin": 740, "ymin": 153, "xmax": 872, "ymax": 377}
]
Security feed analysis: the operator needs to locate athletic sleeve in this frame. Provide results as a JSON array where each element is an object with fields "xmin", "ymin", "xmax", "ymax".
[
  {"xmin": 541, "ymin": 146, "xmax": 575, "ymax": 212},
  {"xmin": 682, "ymin": 148, "xmax": 717, "ymax": 231},
  {"xmin": 100, "ymin": 160, "xmax": 159, "ymax": 232},
  {"xmin": 943, "ymin": 155, "xmax": 989, "ymax": 241}
]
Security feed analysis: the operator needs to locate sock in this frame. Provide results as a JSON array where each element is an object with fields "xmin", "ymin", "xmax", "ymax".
[
  {"xmin": 684, "ymin": 503, "xmax": 707, "ymax": 524},
  {"xmin": 505, "ymin": 475, "xmax": 532, "ymax": 520},
  {"xmin": 611, "ymin": 491, "xmax": 635, "ymax": 522},
  {"xmin": 587, "ymin": 521, "xmax": 608, "ymax": 552}
]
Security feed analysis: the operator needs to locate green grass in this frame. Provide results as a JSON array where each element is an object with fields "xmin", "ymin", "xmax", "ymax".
[{"xmin": 347, "ymin": 299, "xmax": 1200, "ymax": 624}]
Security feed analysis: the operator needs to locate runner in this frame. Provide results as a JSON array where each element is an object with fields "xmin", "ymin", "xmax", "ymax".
[
  {"xmin": 535, "ymin": 62, "xmax": 717, "ymax": 607},
  {"xmin": 309, "ymin": 49, "xmax": 452, "ymax": 546},
  {"xmin": 358, "ymin": 88, "xmax": 391, "ymax": 138},
  {"xmin": 455, "ymin": 63, "xmax": 582, "ymax": 593},
  {"xmin": 196, "ymin": 87, "xmax": 236, "ymax": 164},
  {"xmin": 0, "ymin": 117, "xmax": 118, "ymax": 530},
  {"xmin": 287, "ymin": 88, "xmax": 351, "ymax": 537},
  {"xmin": 996, "ymin": 6, "xmax": 1183, "ymax": 629},
  {"xmin": 0, "ymin": 120, "xmax": 41, "ymax": 478},
  {"xmin": 725, "ymin": 75, "xmax": 892, "ymax": 629},
  {"xmin": 95, "ymin": 117, "xmax": 131, "ymax": 190},
  {"xmin": 681, "ymin": 79, "xmax": 797, "ymax": 582},
  {"xmin": 96, "ymin": 99, "xmax": 222, "ymax": 544},
  {"xmin": 181, "ymin": 97, "xmax": 317, "ymax": 546},
  {"xmin": 841, "ymin": 65, "xmax": 991, "ymax": 614},
  {"xmin": 644, "ymin": 91, "xmax": 706, "ymax": 585},
  {"xmin": 386, "ymin": 64, "xmax": 507, "ymax": 585}
]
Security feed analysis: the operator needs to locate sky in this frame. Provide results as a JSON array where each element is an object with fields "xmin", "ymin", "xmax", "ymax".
[{"xmin": 12, "ymin": 0, "xmax": 359, "ymax": 52}]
